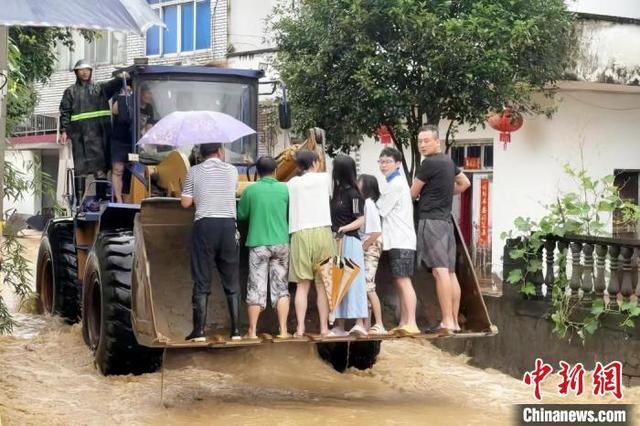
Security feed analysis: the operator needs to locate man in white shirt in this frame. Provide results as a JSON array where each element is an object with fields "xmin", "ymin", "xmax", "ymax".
[{"xmin": 376, "ymin": 147, "xmax": 419, "ymax": 335}]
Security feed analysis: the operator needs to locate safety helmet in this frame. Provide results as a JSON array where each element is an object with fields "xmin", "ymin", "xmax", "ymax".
[{"xmin": 73, "ymin": 59, "xmax": 93, "ymax": 71}]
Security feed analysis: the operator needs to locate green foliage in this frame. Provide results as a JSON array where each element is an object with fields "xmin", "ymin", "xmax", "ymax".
[
  {"xmin": 0, "ymin": 231, "xmax": 32, "ymax": 333},
  {"xmin": 6, "ymin": 27, "xmax": 96, "ymax": 135},
  {"xmin": 3, "ymin": 27, "xmax": 94, "ymax": 331},
  {"xmin": 1, "ymin": 157, "xmax": 62, "ymax": 333},
  {"xmin": 504, "ymin": 162, "xmax": 640, "ymax": 342},
  {"xmin": 272, "ymin": 0, "xmax": 575, "ymax": 178}
]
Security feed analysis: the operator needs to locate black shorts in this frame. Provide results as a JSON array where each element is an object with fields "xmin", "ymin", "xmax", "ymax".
[
  {"xmin": 111, "ymin": 138, "xmax": 131, "ymax": 164},
  {"xmin": 388, "ymin": 248, "xmax": 416, "ymax": 278},
  {"xmin": 417, "ymin": 218, "xmax": 456, "ymax": 270}
]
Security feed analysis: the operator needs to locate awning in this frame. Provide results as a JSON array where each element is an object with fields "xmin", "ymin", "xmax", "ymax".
[{"xmin": 0, "ymin": 0, "xmax": 163, "ymax": 34}]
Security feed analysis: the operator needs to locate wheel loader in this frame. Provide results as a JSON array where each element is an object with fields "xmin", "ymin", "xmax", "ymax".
[{"xmin": 35, "ymin": 64, "xmax": 496, "ymax": 376}]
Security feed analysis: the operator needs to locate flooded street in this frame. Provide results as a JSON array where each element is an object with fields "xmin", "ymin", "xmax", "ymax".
[{"xmin": 1, "ymin": 232, "xmax": 637, "ymax": 425}]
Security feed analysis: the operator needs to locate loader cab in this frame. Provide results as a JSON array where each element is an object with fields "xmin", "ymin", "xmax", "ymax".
[
  {"xmin": 124, "ymin": 65, "xmax": 263, "ymax": 166},
  {"xmin": 109, "ymin": 65, "xmax": 265, "ymax": 203}
]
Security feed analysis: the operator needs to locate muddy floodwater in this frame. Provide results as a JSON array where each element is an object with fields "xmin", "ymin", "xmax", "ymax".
[{"xmin": 1, "ymin": 232, "xmax": 638, "ymax": 425}]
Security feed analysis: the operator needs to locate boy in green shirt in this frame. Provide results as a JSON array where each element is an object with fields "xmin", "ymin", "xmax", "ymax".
[{"xmin": 237, "ymin": 156, "xmax": 290, "ymax": 339}]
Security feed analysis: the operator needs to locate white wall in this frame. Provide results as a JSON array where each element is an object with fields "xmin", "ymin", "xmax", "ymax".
[
  {"xmin": 228, "ymin": 0, "xmax": 277, "ymax": 53},
  {"xmin": 568, "ymin": 0, "xmax": 640, "ymax": 19},
  {"xmin": 358, "ymin": 86, "xmax": 640, "ymax": 276},
  {"xmin": 4, "ymin": 151, "xmax": 40, "ymax": 216},
  {"xmin": 575, "ymin": 20, "xmax": 640, "ymax": 83}
]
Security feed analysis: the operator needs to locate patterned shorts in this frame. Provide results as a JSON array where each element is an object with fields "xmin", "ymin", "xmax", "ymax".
[
  {"xmin": 363, "ymin": 239, "xmax": 382, "ymax": 292},
  {"xmin": 246, "ymin": 244, "xmax": 290, "ymax": 310}
]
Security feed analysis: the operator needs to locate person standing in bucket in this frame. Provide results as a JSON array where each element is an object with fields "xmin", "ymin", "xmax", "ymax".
[
  {"xmin": 410, "ymin": 125, "xmax": 470, "ymax": 334},
  {"xmin": 376, "ymin": 147, "xmax": 420, "ymax": 336},
  {"xmin": 357, "ymin": 174, "xmax": 386, "ymax": 335},
  {"xmin": 59, "ymin": 59, "xmax": 123, "ymax": 204},
  {"xmin": 181, "ymin": 143, "xmax": 242, "ymax": 342},
  {"xmin": 237, "ymin": 156, "xmax": 291, "ymax": 340},
  {"xmin": 328, "ymin": 154, "xmax": 368, "ymax": 337},
  {"xmin": 287, "ymin": 150, "xmax": 336, "ymax": 337}
]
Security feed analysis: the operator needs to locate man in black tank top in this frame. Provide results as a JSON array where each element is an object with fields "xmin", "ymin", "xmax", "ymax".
[{"xmin": 410, "ymin": 125, "xmax": 470, "ymax": 334}]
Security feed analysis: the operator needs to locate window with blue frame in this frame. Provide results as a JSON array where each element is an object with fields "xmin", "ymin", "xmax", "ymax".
[{"xmin": 145, "ymin": 0, "xmax": 211, "ymax": 55}]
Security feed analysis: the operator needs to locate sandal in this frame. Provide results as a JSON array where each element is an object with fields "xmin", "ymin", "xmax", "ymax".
[
  {"xmin": 242, "ymin": 334, "xmax": 260, "ymax": 342},
  {"xmin": 425, "ymin": 324, "xmax": 453, "ymax": 336},
  {"xmin": 275, "ymin": 332, "xmax": 293, "ymax": 340},
  {"xmin": 368, "ymin": 324, "xmax": 388, "ymax": 335},
  {"xmin": 392, "ymin": 324, "xmax": 421, "ymax": 337}
]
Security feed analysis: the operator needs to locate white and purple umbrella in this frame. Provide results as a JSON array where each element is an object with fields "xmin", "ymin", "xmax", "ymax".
[
  {"xmin": 137, "ymin": 111, "xmax": 257, "ymax": 147},
  {"xmin": 0, "ymin": 0, "xmax": 163, "ymax": 33}
]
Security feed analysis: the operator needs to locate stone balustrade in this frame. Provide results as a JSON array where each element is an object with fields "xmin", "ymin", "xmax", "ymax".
[{"xmin": 520, "ymin": 234, "xmax": 640, "ymax": 309}]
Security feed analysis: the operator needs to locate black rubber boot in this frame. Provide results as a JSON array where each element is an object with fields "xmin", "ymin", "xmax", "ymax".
[
  {"xmin": 94, "ymin": 170, "xmax": 108, "ymax": 201},
  {"xmin": 74, "ymin": 176, "xmax": 86, "ymax": 208},
  {"xmin": 185, "ymin": 294, "xmax": 208, "ymax": 342},
  {"xmin": 226, "ymin": 294, "xmax": 241, "ymax": 340},
  {"xmin": 95, "ymin": 180, "xmax": 107, "ymax": 201}
]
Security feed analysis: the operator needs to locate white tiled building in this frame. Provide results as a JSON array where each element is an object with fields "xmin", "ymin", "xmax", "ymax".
[{"xmin": 35, "ymin": 0, "xmax": 229, "ymax": 114}]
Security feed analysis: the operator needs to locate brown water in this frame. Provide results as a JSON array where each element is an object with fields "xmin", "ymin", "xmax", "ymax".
[{"xmin": 1, "ymin": 233, "xmax": 637, "ymax": 425}]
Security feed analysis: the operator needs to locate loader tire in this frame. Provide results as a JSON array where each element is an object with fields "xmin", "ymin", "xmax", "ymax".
[
  {"xmin": 317, "ymin": 341, "xmax": 381, "ymax": 372},
  {"xmin": 35, "ymin": 220, "xmax": 81, "ymax": 323},
  {"xmin": 82, "ymin": 230, "xmax": 162, "ymax": 375}
]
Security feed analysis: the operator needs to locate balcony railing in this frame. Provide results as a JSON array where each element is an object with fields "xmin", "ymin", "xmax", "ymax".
[
  {"xmin": 12, "ymin": 114, "xmax": 59, "ymax": 137},
  {"xmin": 513, "ymin": 233, "xmax": 640, "ymax": 308}
]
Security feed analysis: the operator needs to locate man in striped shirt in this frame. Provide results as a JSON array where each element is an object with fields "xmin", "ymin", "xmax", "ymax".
[{"xmin": 181, "ymin": 143, "xmax": 241, "ymax": 342}]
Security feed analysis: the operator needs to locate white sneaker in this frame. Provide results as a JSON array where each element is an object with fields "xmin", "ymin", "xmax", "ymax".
[
  {"xmin": 329, "ymin": 326, "xmax": 349, "ymax": 337},
  {"xmin": 349, "ymin": 324, "xmax": 368, "ymax": 337}
]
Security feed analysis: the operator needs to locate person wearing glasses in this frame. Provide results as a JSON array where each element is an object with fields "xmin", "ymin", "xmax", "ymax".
[{"xmin": 376, "ymin": 147, "xmax": 419, "ymax": 336}]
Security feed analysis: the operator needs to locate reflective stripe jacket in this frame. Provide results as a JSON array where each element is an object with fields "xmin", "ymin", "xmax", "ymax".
[{"xmin": 59, "ymin": 76, "xmax": 121, "ymax": 176}]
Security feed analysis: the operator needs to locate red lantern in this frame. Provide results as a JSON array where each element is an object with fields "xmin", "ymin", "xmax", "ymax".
[
  {"xmin": 487, "ymin": 108, "xmax": 523, "ymax": 150},
  {"xmin": 376, "ymin": 125, "xmax": 392, "ymax": 145}
]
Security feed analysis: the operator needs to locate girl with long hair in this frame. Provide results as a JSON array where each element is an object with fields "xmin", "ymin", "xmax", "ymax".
[{"xmin": 329, "ymin": 154, "xmax": 368, "ymax": 336}]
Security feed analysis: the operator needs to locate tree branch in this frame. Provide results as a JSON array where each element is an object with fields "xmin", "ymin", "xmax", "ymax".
[{"xmin": 386, "ymin": 123, "xmax": 410, "ymax": 181}]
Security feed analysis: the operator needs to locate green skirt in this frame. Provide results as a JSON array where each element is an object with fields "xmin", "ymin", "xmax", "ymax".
[{"xmin": 288, "ymin": 226, "xmax": 336, "ymax": 283}]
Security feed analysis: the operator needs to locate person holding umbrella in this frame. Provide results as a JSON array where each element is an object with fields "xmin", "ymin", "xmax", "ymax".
[
  {"xmin": 180, "ymin": 143, "xmax": 241, "ymax": 342},
  {"xmin": 138, "ymin": 110, "xmax": 257, "ymax": 342}
]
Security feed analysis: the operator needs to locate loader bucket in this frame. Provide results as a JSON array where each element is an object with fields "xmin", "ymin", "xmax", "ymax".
[
  {"xmin": 131, "ymin": 199, "xmax": 495, "ymax": 349},
  {"xmin": 131, "ymin": 198, "xmax": 238, "ymax": 347}
]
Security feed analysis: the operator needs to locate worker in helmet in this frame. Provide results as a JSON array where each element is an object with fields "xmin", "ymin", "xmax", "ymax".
[{"xmin": 59, "ymin": 59, "xmax": 124, "ymax": 205}]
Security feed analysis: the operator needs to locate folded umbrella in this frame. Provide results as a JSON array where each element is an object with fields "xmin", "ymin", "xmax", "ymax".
[
  {"xmin": 334, "ymin": 257, "xmax": 360, "ymax": 308},
  {"xmin": 316, "ymin": 256, "xmax": 343, "ymax": 312},
  {"xmin": 314, "ymin": 239, "xmax": 361, "ymax": 316},
  {"xmin": 137, "ymin": 111, "xmax": 257, "ymax": 147}
]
